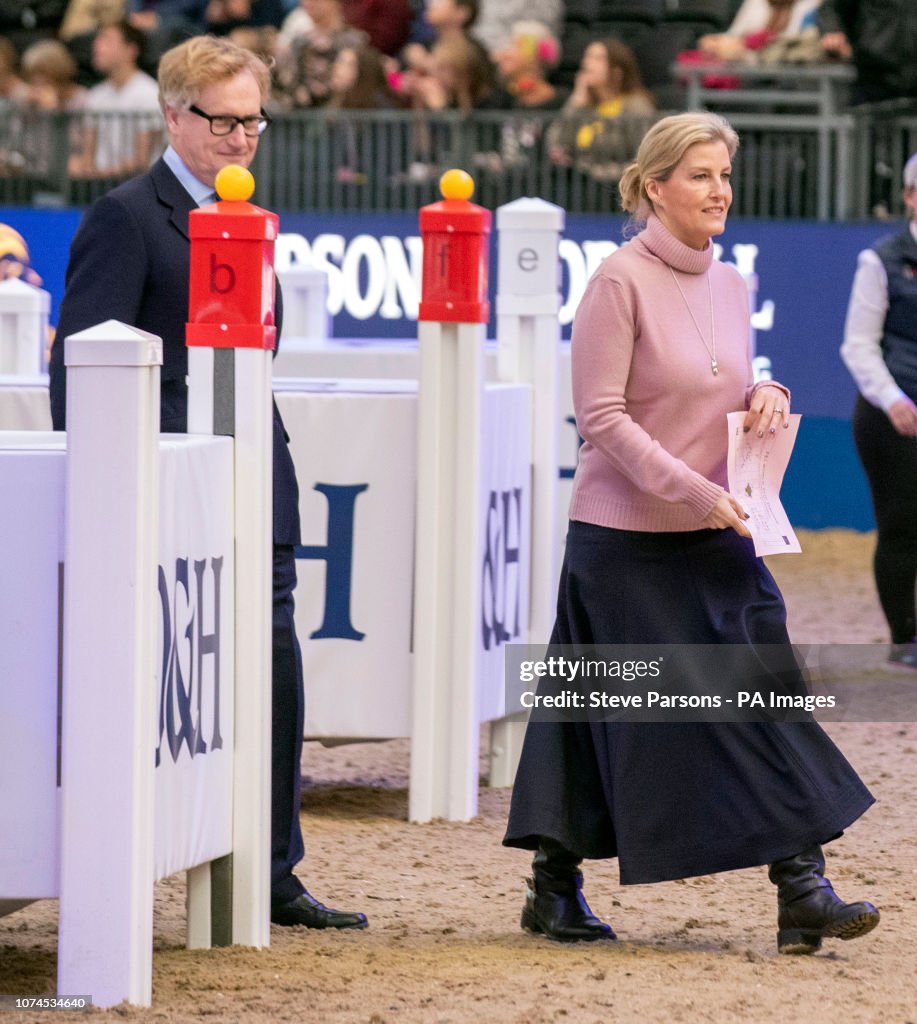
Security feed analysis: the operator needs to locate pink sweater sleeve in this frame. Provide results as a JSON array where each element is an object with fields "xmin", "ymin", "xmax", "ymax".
[{"xmin": 571, "ymin": 274, "xmax": 724, "ymax": 517}]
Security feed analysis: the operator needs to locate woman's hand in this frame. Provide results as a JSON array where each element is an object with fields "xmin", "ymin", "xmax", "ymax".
[
  {"xmin": 402, "ymin": 43, "xmax": 430, "ymax": 74},
  {"xmin": 821, "ymin": 31, "xmax": 852, "ymax": 59},
  {"xmin": 568, "ymin": 71, "xmax": 591, "ymax": 108},
  {"xmin": 887, "ymin": 396, "xmax": 917, "ymax": 437},
  {"xmin": 412, "ymin": 74, "xmax": 448, "ymax": 110},
  {"xmin": 702, "ymin": 492, "xmax": 752, "ymax": 537},
  {"xmin": 743, "ymin": 384, "xmax": 789, "ymax": 438}
]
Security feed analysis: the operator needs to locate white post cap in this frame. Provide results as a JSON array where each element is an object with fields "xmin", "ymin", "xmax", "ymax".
[
  {"xmin": 64, "ymin": 320, "xmax": 163, "ymax": 368},
  {"xmin": 0, "ymin": 277, "xmax": 51, "ymax": 312},
  {"xmin": 496, "ymin": 196, "xmax": 565, "ymax": 233},
  {"xmin": 496, "ymin": 198, "xmax": 565, "ymax": 299}
]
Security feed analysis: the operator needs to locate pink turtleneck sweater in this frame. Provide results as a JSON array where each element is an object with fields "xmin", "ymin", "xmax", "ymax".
[{"xmin": 569, "ymin": 215, "xmax": 782, "ymax": 532}]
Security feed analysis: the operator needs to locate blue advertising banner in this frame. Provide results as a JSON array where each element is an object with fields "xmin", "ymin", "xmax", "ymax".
[
  {"xmin": 0, "ymin": 208, "xmax": 82, "ymax": 323},
  {"xmin": 271, "ymin": 210, "xmax": 890, "ymax": 421},
  {"xmin": 1, "ymin": 205, "xmax": 894, "ymax": 529}
]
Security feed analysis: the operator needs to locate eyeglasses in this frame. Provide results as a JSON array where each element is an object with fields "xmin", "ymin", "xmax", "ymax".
[{"xmin": 188, "ymin": 104, "xmax": 272, "ymax": 137}]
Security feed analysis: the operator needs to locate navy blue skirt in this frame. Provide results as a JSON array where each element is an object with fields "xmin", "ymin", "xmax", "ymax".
[{"xmin": 503, "ymin": 521, "xmax": 875, "ymax": 884}]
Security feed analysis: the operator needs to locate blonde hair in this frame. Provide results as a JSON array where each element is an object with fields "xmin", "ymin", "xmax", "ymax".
[
  {"xmin": 21, "ymin": 40, "xmax": 78, "ymax": 87},
  {"xmin": 619, "ymin": 111, "xmax": 739, "ymax": 229},
  {"xmin": 157, "ymin": 34, "xmax": 271, "ymax": 110},
  {"xmin": 510, "ymin": 20, "xmax": 561, "ymax": 70}
]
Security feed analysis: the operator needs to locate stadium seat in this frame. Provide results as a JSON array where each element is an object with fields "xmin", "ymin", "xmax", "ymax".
[
  {"xmin": 634, "ymin": 22, "xmax": 700, "ymax": 109},
  {"xmin": 591, "ymin": 20, "xmax": 655, "ymax": 52},
  {"xmin": 596, "ymin": 0, "xmax": 664, "ymax": 23},
  {"xmin": 563, "ymin": 0, "xmax": 600, "ymax": 25},
  {"xmin": 555, "ymin": 21, "xmax": 593, "ymax": 88},
  {"xmin": 662, "ymin": 0, "xmax": 734, "ymax": 31}
]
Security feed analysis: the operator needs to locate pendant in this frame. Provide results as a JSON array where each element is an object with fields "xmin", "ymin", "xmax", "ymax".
[{"xmin": 711, "ymin": 359, "xmax": 719, "ymax": 377}]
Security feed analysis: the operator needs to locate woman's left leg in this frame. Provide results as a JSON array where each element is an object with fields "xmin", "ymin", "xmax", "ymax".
[{"xmin": 768, "ymin": 844, "xmax": 880, "ymax": 954}]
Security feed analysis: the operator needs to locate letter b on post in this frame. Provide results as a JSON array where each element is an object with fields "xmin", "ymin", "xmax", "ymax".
[{"xmin": 210, "ymin": 251, "xmax": 236, "ymax": 294}]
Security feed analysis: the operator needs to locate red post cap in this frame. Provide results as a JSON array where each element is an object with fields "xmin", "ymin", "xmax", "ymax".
[
  {"xmin": 187, "ymin": 165, "xmax": 279, "ymax": 349},
  {"xmin": 418, "ymin": 169, "xmax": 491, "ymax": 324}
]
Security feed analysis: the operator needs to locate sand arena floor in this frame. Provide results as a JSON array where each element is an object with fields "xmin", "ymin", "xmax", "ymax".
[{"xmin": 2, "ymin": 529, "xmax": 916, "ymax": 1024}]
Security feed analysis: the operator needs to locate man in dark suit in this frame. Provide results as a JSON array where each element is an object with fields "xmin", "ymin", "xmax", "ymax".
[{"xmin": 48, "ymin": 33, "xmax": 367, "ymax": 931}]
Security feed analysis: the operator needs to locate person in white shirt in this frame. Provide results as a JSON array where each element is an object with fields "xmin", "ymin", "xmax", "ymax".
[
  {"xmin": 69, "ymin": 19, "xmax": 163, "ymax": 178},
  {"xmin": 472, "ymin": 0, "xmax": 562, "ymax": 55},
  {"xmin": 699, "ymin": 0, "xmax": 822, "ymax": 61},
  {"xmin": 840, "ymin": 152, "xmax": 917, "ymax": 670}
]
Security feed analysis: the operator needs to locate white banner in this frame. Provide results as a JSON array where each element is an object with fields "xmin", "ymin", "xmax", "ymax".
[
  {"xmin": 0, "ymin": 434, "xmax": 65, "ymax": 900},
  {"xmin": 275, "ymin": 380, "xmax": 416, "ymax": 739},
  {"xmin": 154, "ymin": 437, "xmax": 235, "ymax": 881},
  {"xmin": 0, "ymin": 376, "xmax": 53, "ymax": 430},
  {"xmin": 276, "ymin": 378, "xmax": 533, "ymax": 738},
  {"xmin": 478, "ymin": 384, "xmax": 532, "ymax": 721},
  {"xmin": 0, "ymin": 433, "xmax": 235, "ymax": 903}
]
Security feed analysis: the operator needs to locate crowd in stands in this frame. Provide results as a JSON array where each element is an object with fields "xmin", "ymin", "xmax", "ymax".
[{"xmin": 0, "ymin": 0, "xmax": 915, "ymax": 186}]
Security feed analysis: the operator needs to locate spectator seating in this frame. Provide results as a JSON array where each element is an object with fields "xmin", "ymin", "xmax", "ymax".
[
  {"xmin": 591, "ymin": 0, "xmax": 666, "ymax": 55},
  {"xmin": 563, "ymin": 0, "xmax": 599, "ymax": 22},
  {"xmin": 590, "ymin": 20, "xmax": 654, "ymax": 53},
  {"xmin": 596, "ymin": 0, "xmax": 665, "ymax": 20},
  {"xmin": 661, "ymin": 0, "xmax": 736, "ymax": 31},
  {"xmin": 635, "ymin": 22, "xmax": 700, "ymax": 108},
  {"xmin": 0, "ymin": 101, "xmax": 910, "ymax": 220},
  {"xmin": 555, "ymin": 21, "xmax": 592, "ymax": 88},
  {"xmin": 554, "ymin": 0, "xmax": 736, "ymax": 102}
]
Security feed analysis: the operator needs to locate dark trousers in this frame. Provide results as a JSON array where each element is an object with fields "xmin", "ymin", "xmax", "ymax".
[
  {"xmin": 160, "ymin": 383, "xmax": 306, "ymax": 901},
  {"xmin": 271, "ymin": 543, "xmax": 307, "ymax": 904},
  {"xmin": 852, "ymin": 394, "xmax": 917, "ymax": 644}
]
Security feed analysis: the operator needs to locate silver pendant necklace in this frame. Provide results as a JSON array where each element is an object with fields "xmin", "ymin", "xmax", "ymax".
[{"xmin": 668, "ymin": 266, "xmax": 718, "ymax": 376}]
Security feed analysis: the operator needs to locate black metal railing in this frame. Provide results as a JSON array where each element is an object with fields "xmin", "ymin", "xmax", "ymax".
[
  {"xmin": 1, "ymin": 101, "xmax": 916, "ymax": 221},
  {"xmin": 850, "ymin": 99, "xmax": 917, "ymax": 220}
]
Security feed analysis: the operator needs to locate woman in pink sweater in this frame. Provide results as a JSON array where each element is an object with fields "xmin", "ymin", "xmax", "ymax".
[{"xmin": 503, "ymin": 112, "xmax": 879, "ymax": 955}]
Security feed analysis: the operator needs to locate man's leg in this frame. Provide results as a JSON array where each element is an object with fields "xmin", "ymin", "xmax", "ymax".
[
  {"xmin": 270, "ymin": 543, "xmax": 307, "ymax": 904},
  {"xmin": 269, "ymin": 544, "xmax": 368, "ymax": 929}
]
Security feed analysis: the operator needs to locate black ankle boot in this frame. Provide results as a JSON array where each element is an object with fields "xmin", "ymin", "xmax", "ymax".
[
  {"xmin": 520, "ymin": 838, "xmax": 616, "ymax": 943},
  {"xmin": 768, "ymin": 844, "xmax": 879, "ymax": 954}
]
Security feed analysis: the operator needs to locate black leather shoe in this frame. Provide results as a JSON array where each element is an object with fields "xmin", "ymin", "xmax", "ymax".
[{"xmin": 271, "ymin": 890, "xmax": 368, "ymax": 929}]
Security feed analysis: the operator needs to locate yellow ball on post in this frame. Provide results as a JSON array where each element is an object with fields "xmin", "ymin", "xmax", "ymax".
[
  {"xmin": 215, "ymin": 164, "xmax": 256, "ymax": 203},
  {"xmin": 439, "ymin": 168, "xmax": 475, "ymax": 202}
]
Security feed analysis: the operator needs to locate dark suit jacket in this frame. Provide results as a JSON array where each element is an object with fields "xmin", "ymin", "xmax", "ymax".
[{"xmin": 49, "ymin": 157, "xmax": 301, "ymax": 546}]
